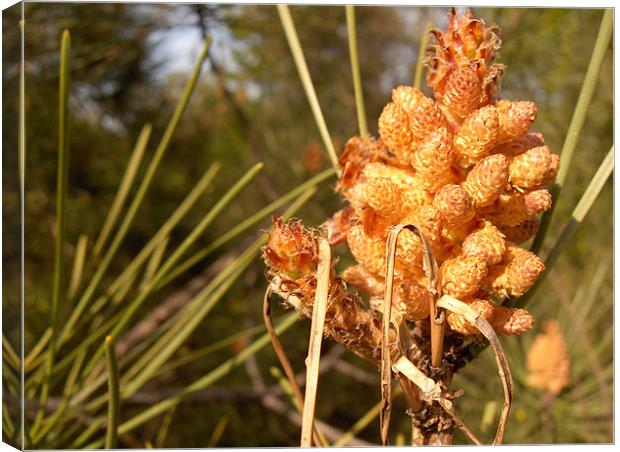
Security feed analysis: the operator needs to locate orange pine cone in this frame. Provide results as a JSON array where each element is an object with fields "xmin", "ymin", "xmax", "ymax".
[
  {"xmin": 463, "ymin": 153, "xmax": 509, "ymax": 207},
  {"xmin": 447, "ymin": 298, "xmax": 533, "ymax": 336},
  {"xmin": 509, "ymin": 145, "xmax": 557, "ymax": 190},
  {"xmin": 411, "ymin": 127, "xmax": 456, "ymax": 192},
  {"xmin": 341, "ymin": 264, "xmax": 383, "ymax": 297},
  {"xmin": 441, "ymin": 255, "xmax": 488, "ymax": 299},
  {"xmin": 426, "ymin": 9, "xmax": 503, "ymax": 101},
  {"xmin": 491, "ymin": 132, "xmax": 545, "ymax": 157},
  {"xmin": 392, "ymin": 86, "xmax": 448, "ymax": 144},
  {"xmin": 492, "ymin": 305, "xmax": 534, "ymax": 335},
  {"xmin": 350, "ymin": 177, "xmax": 409, "ymax": 224},
  {"xmin": 438, "ymin": 62, "xmax": 485, "ymax": 122},
  {"xmin": 395, "ymin": 227, "xmax": 425, "ymax": 278},
  {"xmin": 496, "ymin": 100, "xmax": 537, "ymax": 144},
  {"xmin": 454, "ymin": 106, "xmax": 500, "ymax": 168},
  {"xmin": 363, "ymin": 162, "xmax": 433, "ymax": 212},
  {"xmin": 404, "ymin": 205, "xmax": 443, "ymax": 243},
  {"xmin": 498, "ymin": 218, "xmax": 540, "ymax": 244},
  {"xmin": 433, "ymin": 184, "xmax": 476, "ymax": 229},
  {"xmin": 484, "ymin": 244, "xmax": 545, "ymax": 299},
  {"xmin": 378, "ymin": 102, "xmax": 414, "ymax": 156},
  {"xmin": 461, "ymin": 221, "xmax": 506, "ymax": 266},
  {"xmin": 346, "ymin": 222, "xmax": 387, "ymax": 277},
  {"xmin": 483, "ymin": 189, "xmax": 552, "ymax": 227},
  {"xmin": 526, "ymin": 320, "xmax": 570, "ymax": 395}
]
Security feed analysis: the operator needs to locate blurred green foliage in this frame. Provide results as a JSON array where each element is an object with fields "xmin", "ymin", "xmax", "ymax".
[{"xmin": 2, "ymin": 4, "xmax": 612, "ymax": 447}]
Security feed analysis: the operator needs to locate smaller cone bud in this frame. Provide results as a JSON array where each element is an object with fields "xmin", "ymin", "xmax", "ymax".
[
  {"xmin": 454, "ymin": 106, "xmax": 500, "ymax": 168},
  {"xmin": 412, "ymin": 127, "xmax": 456, "ymax": 192},
  {"xmin": 347, "ymin": 222, "xmax": 387, "ymax": 277},
  {"xmin": 263, "ymin": 217, "xmax": 318, "ymax": 279},
  {"xmin": 492, "ymin": 306, "xmax": 534, "ymax": 335},
  {"xmin": 509, "ymin": 145, "xmax": 557, "ymax": 190},
  {"xmin": 498, "ymin": 218, "xmax": 540, "ymax": 244},
  {"xmin": 393, "ymin": 86, "xmax": 448, "ymax": 144},
  {"xmin": 463, "ymin": 153, "xmax": 510, "ymax": 206},
  {"xmin": 496, "ymin": 100, "xmax": 537, "ymax": 144},
  {"xmin": 462, "ymin": 221, "xmax": 506, "ymax": 266},
  {"xmin": 342, "ymin": 265, "xmax": 384, "ymax": 297},
  {"xmin": 492, "ymin": 132, "xmax": 545, "ymax": 157},
  {"xmin": 404, "ymin": 205, "xmax": 443, "ymax": 243},
  {"xmin": 439, "ymin": 62, "xmax": 485, "ymax": 122},
  {"xmin": 433, "ymin": 184, "xmax": 477, "ymax": 229},
  {"xmin": 441, "ymin": 255, "xmax": 488, "ymax": 299},
  {"xmin": 485, "ymin": 244, "xmax": 545, "ymax": 299},
  {"xmin": 447, "ymin": 299, "xmax": 495, "ymax": 336},
  {"xmin": 484, "ymin": 189, "xmax": 552, "ymax": 227},
  {"xmin": 540, "ymin": 153, "xmax": 560, "ymax": 188},
  {"xmin": 378, "ymin": 102, "xmax": 413, "ymax": 155},
  {"xmin": 350, "ymin": 177, "xmax": 409, "ymax": 224},
  {"xmin": 395, "ymin": 228, "xmax": 425, "ymax": 278}
]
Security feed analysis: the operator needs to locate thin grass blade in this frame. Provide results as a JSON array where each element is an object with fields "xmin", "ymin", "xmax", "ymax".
[
  {"xmin": 104, "ymin": 336, "xmax": 120, "ymax": 449},
  {"xmin": 93, "ymin": 123, "xmax": 152, "ymax": 257},
  {"xmin": 531, "ymin": 9, "xmax": 612, "ymax": 254},
  {"xmin": 346, "ymin": 5, "xmax": 368, "ymax": 137},
  {"xmin": 67, "ymin": 234, "xmax": 88, "ymax": 300},
  {"xmin": 277, "ymin": 5, "xmax": 340, "ymax": 172},
  {"xmin": 60, "ymin": 37, "xmax": 213, "ymax": 344}
]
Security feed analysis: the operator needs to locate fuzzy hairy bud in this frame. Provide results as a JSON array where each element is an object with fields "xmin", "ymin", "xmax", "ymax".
[
  {"xmin": 412, "ymin": 127, "xmax": 456, "ymax": 192},
  {"xmin": 509, "ymin": 145, "xmax": 558, "ymax": 190},
  {"xmin": 483, "ymin": 189, "xmax": 552, "ymax": 227}
]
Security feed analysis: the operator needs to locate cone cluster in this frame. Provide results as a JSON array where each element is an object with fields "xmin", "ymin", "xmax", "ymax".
[{"xmin": 263, "ymin": 10, "xmax": 557, "ymax": 354}]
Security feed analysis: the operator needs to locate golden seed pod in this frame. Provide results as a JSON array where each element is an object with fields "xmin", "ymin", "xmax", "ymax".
[
  {"xmin": 483, "ymin": 189, "xmax": 552, "ymax": 227},
  {"xmin": 526, "ymin": 320, "xmax": 570, "ymax": 396},
  {"xmin": 347, "ymin": 222, "xmax": 387, "ymax": 277},
  {"xmin": 447, "ymin": 299, "xmax": 495, "ymax": 336},
  {"xmin": 484, "ymin": 244, "xmax": 545, "ymax": 299},
  {"xmin": 492, "ymin": 306, "xmax": 534, "ymax": 335},
  {"xmin": 491, "ymin": 132, "xmax": 545, "ymax": 157},
  {"xmin": 462, "ymin": 221, "xmax": 506, "ymax": 266},
  {"xmin": 440, "ymin": 255, "xmax": 488, "ymax": 299},
  {"xmin": 378, "ymin": 102, "xmax": 414, "ymax": 156},
  {"xmin": 496, "ymin": 100, "xmax": 537, "ymax": 144},
  {"xmin": 438, "ymin": 62, "xmax": 485, "ymax": 122},
  {"xmin": 411, "ymin": 127, "xmax": 456, "ymax": 192},
  {"xmin": 463, "ymin": 153, "xmax": 510, "ymax": 207},
  {"xmin": 454, "ymin": 105, "xmax": 500, "ymax": 168},
  {"xmin": 341, "ymin": 264, "xmax": 384, "ymax": 297},
  {"xmin": 498, "ymin": 218, "xmax": 540, "ymax": 244},
  {"xmin": 350, "ymin": 177, "xmax": 409, "ymax": 224},
  {"xmin": 433, "ymin": 184, "xmax": 477, "ymax": 229},
  {"xmin": 509, "ymin": 145, "xmax": 556, "ymax": 190}
]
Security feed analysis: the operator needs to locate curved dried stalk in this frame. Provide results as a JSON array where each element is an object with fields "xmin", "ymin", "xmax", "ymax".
[
  {"xmin": 262, "ymin": 288, "xmax": 325, "ymax": 447},
  {"xmin": 381, "ymin": 223, "xmax": 444, "ymax": 444},
  {"xmin": 300, "ymin": 238, "xmax": 332, "ymax": 447},
  {"xmin": 436, "ymin": 295, "xmax": 514, "ymax": 445}
]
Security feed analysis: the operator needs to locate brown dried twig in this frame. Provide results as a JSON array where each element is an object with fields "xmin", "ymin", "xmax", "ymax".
[
  {"xmin": 392, "ymin": 356, "xmax": 482, "ymax": 445},
  {"xmin": 300, "ymin": 238, "xmax": 332, "ymax": 447},
  {"xmin": 436, "ymin": 295, "xmax": 514, "ymax": 445},
  {"xmin": 263, "ymin": 288, "xmax": 326, "ymax": 447}
]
